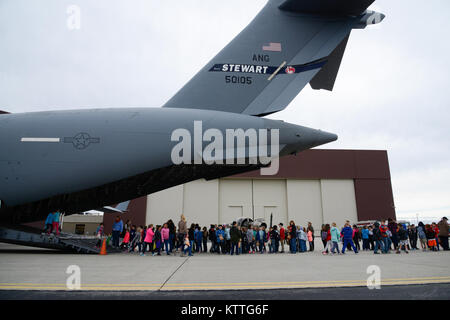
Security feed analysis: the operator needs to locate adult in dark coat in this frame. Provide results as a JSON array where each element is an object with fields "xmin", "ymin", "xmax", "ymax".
[
  {"xmin": 438, "ymin": 217, "xmax": 449, "ymax": 251},
  {"xmin": 289, "ymin": 221, "xmax": 297, "ymax": 253},
  {"xmin": 230, "ymin": 221, "xmax": 240, "ymax": 255}
]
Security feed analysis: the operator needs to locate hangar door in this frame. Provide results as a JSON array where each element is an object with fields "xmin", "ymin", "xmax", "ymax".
[
  {"xmin": 264, "ymin": 206, "xmax": 280, "ymax": 227},
  {"xmin": 219, "ymin": 180, "xmax": 253, "ymax": 224},
  {"xmin": 222, "ymin": 206, "xmax": 244, "ymax": 224},
  {"xmin": 253, "ymin": 180, "xmax": 288, "ymax": 226}
]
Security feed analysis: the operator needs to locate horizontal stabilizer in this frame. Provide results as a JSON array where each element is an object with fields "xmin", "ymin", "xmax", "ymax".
[
  {"xmin": 310, "ymin": 34, "xmax": 350, "ymax": 91},
  {"xmin": 279, "ymin": 0, "xmax": 375, "ymax": 16},
  {"xmin": 101, "ymin": 201, "xmax": 130, "ymax": 214},
  {"xmin": 115, "ymin": 200, "xmax": 130, "ymax": 212}
]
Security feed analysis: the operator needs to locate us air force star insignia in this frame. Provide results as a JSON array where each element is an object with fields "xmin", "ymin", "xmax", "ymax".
[{"xmin": 63, "ymin": 133, "xmax": 100, "ymax": 150}]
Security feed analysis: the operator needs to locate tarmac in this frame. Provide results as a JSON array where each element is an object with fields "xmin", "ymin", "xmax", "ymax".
[
  {"xmin": 2, "ymin": 283, "xmax": 450, "ymax": 300},
  {"xmin": 0, "ymin": 241, "xmax": 449, "ymax": 298}
]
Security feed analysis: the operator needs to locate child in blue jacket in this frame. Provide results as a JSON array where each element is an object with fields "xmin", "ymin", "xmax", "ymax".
[
  {"xmin": 216, "ymin": 226, "xmax": 225, "ymax": 254},
  {"xmin": 361, "ymin": 226, "xmax": 370, "ymax": 251},
  {"xmin": 341, "ymin": 222, "xmax": 358, "ymax": 254},
  {"xmin": 195, "ymin": 227, "xmax": 203, "ymax": 253}
]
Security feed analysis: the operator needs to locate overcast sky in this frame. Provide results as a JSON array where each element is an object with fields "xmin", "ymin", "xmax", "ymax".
[{"xmin": 1, "ymin": 0, "xmax": 449, "ymax": 221}]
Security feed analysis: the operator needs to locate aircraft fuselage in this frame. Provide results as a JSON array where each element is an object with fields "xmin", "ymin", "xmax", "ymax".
[{"xmin": 0, "ymin": 107, "xmax": 336, "ymax": 222}]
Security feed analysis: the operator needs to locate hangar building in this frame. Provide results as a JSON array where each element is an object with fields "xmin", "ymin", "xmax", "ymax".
[{"xmin": 104, "ymin": 149, "xmax": 396, "ymax": 231}]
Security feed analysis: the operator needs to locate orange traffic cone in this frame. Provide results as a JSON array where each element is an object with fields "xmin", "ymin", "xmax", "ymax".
[{"xmin": 99, "ymin": 239, "xmax": 107, "ymax": 255}]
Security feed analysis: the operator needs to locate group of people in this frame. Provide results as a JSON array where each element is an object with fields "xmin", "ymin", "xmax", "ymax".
[
  {"xmin": 103, "ymin": 215, "xmax": 197, "ymax": 256},
  {"xmin": 347, "ymin": 218, "xmax": 450, "ymax": 254},
  {"xmin": 44, "ymin": 211, "xmax": 61, "ymax": 236},
  {"xmin": 103, "ymin": 215, "xmax": 450, "ymax": 256}
]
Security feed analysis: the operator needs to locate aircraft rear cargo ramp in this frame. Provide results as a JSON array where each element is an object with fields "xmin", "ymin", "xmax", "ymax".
[{"xmin": 0, "ymin": 225, "xmax": 120, "ymax": 254}]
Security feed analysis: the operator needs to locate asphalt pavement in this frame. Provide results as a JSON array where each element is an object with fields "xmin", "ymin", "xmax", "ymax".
[{"xmin": 0, "ymin": 242, "xmax": 449, "ymax": 299}]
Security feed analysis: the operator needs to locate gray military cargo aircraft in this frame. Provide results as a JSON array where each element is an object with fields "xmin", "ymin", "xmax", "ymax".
[{"xmin": 0, "ymin": 0, "xmax": 384, "ymax": 225}]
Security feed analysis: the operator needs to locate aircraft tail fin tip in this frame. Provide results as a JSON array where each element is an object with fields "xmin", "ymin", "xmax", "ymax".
[{"xmin": 278, "ymin": 0, "xmax": 375, "ymax": 16}]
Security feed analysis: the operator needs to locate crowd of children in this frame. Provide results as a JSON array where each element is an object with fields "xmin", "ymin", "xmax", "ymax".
[
  {"xmin": 44, "ymin": 211, "xmax": 61, "ymax": 236},
  {"xmin": 103, "ymin": 215, "xmax": 449, "ymax": 256}
]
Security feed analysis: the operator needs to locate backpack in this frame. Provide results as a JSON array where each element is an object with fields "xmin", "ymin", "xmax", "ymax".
[
  {"xmin": 271, "ymin": 230, "xmax": 279, "ymax": 241},
  {"xmin": 321, "ymin": 231, "xmax": 328, "ymax": 241},
  {"xmin": 209, "ymin": 229, "xmax": 215, "ymax": 241}
]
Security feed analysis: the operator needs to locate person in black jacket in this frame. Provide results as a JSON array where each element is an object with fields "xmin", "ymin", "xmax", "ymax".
[
  {"xmin": 270, "ymin": 225, "xmax": 280, "ymax": 253},
  {"xmin": 202, "ymin": 227, "xmax": 208, "ymax": 253},
  {"xmin": 368, "ymin": 225, "xmax": 374, "ymax": 250},
  {"xmin": 230, "ymin": 221, "xmax": 240, "ymax": 255},
  {"xmin": 208, "ymin": 225, "xmax": 216, "ymax": 253},
  {"xmin": 352, "ymin": 225, "xmax": 361, "ymax": 251},
  {"xmin": 408, "ymin": 225, "xmax": 418, "ymax": 250},
  {"xmin": 289, "ymin": 221, "xmax": 297, "ymax": 254},
  {"xmin": 188, "ymin": 224, "xmax": 195, "ymax": 256},
  {"xmin": 154, "ymin": 225, "xmax": 162, "ymax": 256},
  {"xmin": 240, "ymin": 227, "xmax": 248, "ymax": 254},
  {"xmin": 397, "ymin": 224, "xmax": 409, "ymax": 254},
  {"xmin": 373, "ymin": 222, "xmax": 383, "ymax": 254},
  {"xmin": 167, "ymin": 219, "xmax": 176, "ymax": 253}
]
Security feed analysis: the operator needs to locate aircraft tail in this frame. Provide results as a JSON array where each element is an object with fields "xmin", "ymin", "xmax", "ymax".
[{"xmin": 163, "ymin": 0, "xmax": 384, "ymax": 116}]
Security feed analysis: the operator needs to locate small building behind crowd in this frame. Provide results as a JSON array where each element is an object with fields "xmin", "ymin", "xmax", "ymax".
[
  {"xmin": 62, "ymin": 214, "xmax": 103, "ymax": 235},
  {"xmin": 103, "ymin": 149, "xmax": 397, "ymax": 234}
]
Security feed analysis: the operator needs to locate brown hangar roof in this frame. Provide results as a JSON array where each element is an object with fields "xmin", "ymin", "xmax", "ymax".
[{"xmin": 231, "ymin": 149, "xmax": 391, "ymax": 180}]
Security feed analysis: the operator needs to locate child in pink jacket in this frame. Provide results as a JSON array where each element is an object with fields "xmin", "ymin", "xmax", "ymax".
[
  {"xmin": 162, "ymin": 223, "xmax": 170, "ymax": 255},
  {"xmin": 121, "ymin": 229, "xmax": 130, "ymax": 250},
  {"xmin": 141, "ymin": 224, "xmax": 154, "ymax": 256},
  {"xmin": 307, "ymin": 230, "xmax": 314, "ymax": 251}
]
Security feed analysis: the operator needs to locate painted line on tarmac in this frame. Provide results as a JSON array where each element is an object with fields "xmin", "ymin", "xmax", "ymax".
[
  {"xmin": 159, "ymin": 255, "xmax": 190, "ymax": 290},
  {"xmin": 2, "ymin": 276, "xmax": 449, "ymax": 287},
  {"xmin": 2, "ymin": 275, "xmax": 449, "ymax": 287},
  {"xmin": 159, "ymin": 279, "xmax": 450, "ymax": 291},
  {"xmin": 1, "ymin": 276, "xmax": 450, "ymax": 291}
]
